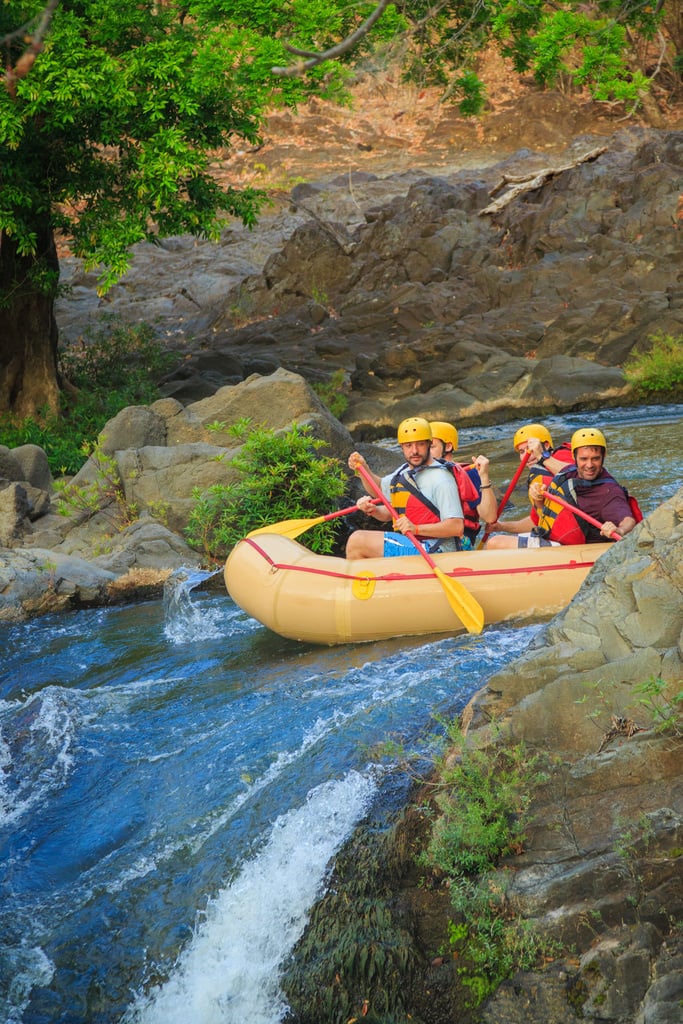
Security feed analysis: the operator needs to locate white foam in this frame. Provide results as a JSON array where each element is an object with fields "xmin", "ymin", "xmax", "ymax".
[
  {"xmin": 121, "ymin": 770, "xmax": 375, "ymax": 1024},
  {"xmin": 0, "ymin": 689, "xmax": 77, "ymax": 826},
  {"xmin": 0, "ymin": 943, "xmax": 54, "ymax": 1024},
  {"xmin": 162, "ymin": 569, "xmax": 246, "ymax": 644}
]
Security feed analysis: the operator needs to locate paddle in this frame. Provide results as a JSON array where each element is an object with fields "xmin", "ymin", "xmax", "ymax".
[
  {"xmin": 355, "ymin": 462, "xmax": 484, "ymax": 634},
  {"xmin": 247, "ymin": 499, "xmax": 381, "ymax": 539},
  {"xmin": 540, "ymin": 489, "xmax": 623, "ymax": 541},
  {"xmin": 477, "ymin": 450, "xmax": 532, "ymax": 549}
]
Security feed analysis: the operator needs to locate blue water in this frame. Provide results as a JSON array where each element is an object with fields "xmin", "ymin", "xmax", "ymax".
[{"xmin": 0, "ymin": 404, "xmax": 681, "ymax": 1023}]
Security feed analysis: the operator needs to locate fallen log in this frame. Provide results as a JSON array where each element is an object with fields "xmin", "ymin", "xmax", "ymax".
[{"xmin": 480, "ymin": 145, "xmax": 608, "ymax": 215}]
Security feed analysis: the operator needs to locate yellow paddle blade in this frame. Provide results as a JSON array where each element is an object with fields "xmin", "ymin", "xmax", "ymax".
[
  {"xmin": 433, "ymin": 567, "xmax": 485, "ymax": 634},
  {"xmin": 247, "ymin": 515, "xmax": 326, "ymax": 539}
]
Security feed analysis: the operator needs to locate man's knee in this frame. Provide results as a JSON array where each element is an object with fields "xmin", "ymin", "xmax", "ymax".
[
  {"xmin": 346, "ymin": 530, "xmax": 381, "ymax": 559},
  {"xmin": 485, "ymin": 534, "xmax": 518, "ymax": 549}
]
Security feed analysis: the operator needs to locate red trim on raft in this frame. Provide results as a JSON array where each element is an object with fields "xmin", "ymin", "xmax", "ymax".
[{"xmin": 242, "ymin": 537, "xmax": 596, "ymax": 583}]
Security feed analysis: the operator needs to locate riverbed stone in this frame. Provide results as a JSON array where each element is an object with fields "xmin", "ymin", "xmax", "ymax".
[
  {"xmin": 0, "ymin": 484, "xmax": 32, "ymax": 546},
  {"xmin": 10, "ymin": 444, "xmax": 53, "ymax": 491},
  {"xmin": 98, "ymin": 405, "xmax": 168, "ymax": 453}
]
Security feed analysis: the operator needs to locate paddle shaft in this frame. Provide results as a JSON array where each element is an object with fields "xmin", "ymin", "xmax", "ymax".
[
  {"xmin": 355, "ymin": 462, "xmax": 484, "ymax": 633},
  {"xmin": 541, "ymin": 489, "xmax": 623, "ymax": 541},
  {"xmin": 322, "ymin": 498, "xmax": 381, "ymax": 522},
  {"xmin": 477, "ymin": 450, "xmax": 532, "ymax": 549},
  {"xmin": 356, "ymin": 463, "xmax": 436, "ymax": 560}
]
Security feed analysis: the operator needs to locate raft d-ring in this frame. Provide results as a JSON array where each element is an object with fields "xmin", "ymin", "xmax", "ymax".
[{"xmin": 352, "ymin": 573, "xmax": 376, "ymax": 600}]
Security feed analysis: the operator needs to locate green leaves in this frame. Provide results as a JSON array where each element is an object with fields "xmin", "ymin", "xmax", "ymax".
[
  {"xmin": 1, "ymin": 0, "xmax": 359, "ymax": 296},
  {"xmin": 625, "ymin": 331, "xmax": 683, "ymax": 395},
  {"xmin": 399, "ymin": 0, "xmax": 665, "ymax": 113},
  {"xmin": 185, "ymin": 421, "xmax": 348, "ymax": 559}
]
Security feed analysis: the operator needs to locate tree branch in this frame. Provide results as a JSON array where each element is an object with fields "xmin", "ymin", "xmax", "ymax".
[
  {"xmin": 2, "ymin": 0, "xmax": 60, "ymax": 97},
  {"xmin": 271, "ymin": 0, "xmax": 391, "ymax": 78}
]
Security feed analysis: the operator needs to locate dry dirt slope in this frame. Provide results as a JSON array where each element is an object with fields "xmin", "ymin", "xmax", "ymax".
[{"xmin": 213, "ymin": 55, "xmax": 683, "ymax": 189}]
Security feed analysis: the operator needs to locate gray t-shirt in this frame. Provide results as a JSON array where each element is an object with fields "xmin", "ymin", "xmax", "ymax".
[{"xmin": 380, "ymin": 462, "xmax": 464, "ymax": 552}]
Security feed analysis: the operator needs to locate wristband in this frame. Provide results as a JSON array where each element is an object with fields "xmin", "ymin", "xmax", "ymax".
[{"xmin": 480, "ymin": 484, "xmax": 492, "ymax": 489}]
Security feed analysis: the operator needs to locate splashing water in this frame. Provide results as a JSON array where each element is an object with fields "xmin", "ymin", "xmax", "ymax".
[{"xmin": 123, "ymin": 772, "xmax": 376, "ymax": 1024}]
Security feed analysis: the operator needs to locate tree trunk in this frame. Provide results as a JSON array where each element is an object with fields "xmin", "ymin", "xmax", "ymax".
[{"xmin": 0, "ymin": 222, "xmax": 61, "ymax": 419}]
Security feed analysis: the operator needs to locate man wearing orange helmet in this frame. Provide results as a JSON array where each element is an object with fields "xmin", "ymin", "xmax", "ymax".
[
  {"xmin": 346, "ymin": 417, "xmax": 464, "ymax": 558},
  {"xmin": 487, "ymin": 427, "xmax": 639, "ymax": 548},
  {"xmin": 428, "ymin": 420, "xmax": 497, "ymax": 548}
]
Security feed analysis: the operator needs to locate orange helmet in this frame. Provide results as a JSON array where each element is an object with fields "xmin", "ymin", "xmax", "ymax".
[
  {"xmin": 429, "ymin": 421, "xmax": 459, "ymax": 452},
  {"xmin": 513, "ymin": 423, "xmax": 553, "ymax": 451}
]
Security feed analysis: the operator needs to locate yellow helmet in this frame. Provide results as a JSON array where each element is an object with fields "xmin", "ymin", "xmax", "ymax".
[
  {"xmin": 429, "ymin": 421, "xmax": 459, "ymax": 452},
  {"xmin": 397, "ymin": 417, "xmax": 432, "ymax": 444},
  {"xmin": 513, "ymin": 423, "xmax": 553, "ymax": 450},
  {"xmin": 571, "ymin": 427, "xmax": 607, "ymax": 454}
]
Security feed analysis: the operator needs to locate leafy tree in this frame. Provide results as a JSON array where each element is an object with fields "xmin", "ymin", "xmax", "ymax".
[
  {"xmin": 1, "ymin": 0, "xmax": 676, "ymax": 424},
  {"xmin": 0, "ymin": 0, "xmax": 391, "ymax": 418},
  {"xmin": 394, "ymin": 0, "xmax": 668, "ymax": 111}
]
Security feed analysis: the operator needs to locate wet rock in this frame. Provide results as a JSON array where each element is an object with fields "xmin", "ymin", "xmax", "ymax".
[{"xmin": 0, "ymin": 548, "xmax": 117, "ymax": 621}]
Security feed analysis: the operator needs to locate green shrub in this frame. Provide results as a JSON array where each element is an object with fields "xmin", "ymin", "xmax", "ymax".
[
  {"xmin": 310, "ymin": 368, "xmax": 350, "ymax": 420},
  {"xmin": 420, "ymin": 723, "xmax": 553, "ymax": 1006},
  {"xmin": 632, "ymin": 675, "xmax": 683, "ymax": 737},
  {"xmin": 0, "ymin": 317, "xmax": 176, "ymax": 475},
  {"xmin": 52, "ymin": 437, "xmax": 139, "ymax": 529},
  {"xmin": 185, "ymin": 419, "xmax": 348, "ymax": 560},
  {"xmin": 426, "ymin": 738, "xmax": 544, "ymax": 875},
  {"xmin": 624, "ymin": 332, "xmax": 683, "ymax": 394},
  {"xmin": 447, "ymin": 875, "xmax": 548, "ymax": 1005}
]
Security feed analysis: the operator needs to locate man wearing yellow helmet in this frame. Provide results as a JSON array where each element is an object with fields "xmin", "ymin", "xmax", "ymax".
[
  {"xmin": 428, "ymin": 420, "xmax": 498, "ymax": 548},
  {"xmin": 488, "ymin": 427, "xmax": 639, "ymax": 547},
  {"xmin": 512, "ymin": 422, "xmax": 574, "ymax": 477},
  {"xmin": 346, "ymin": 417, "xmax": 464, "ymax": 558},
  {"xmin": 486, "ymin": 422, "xmax": 574, "ymax": 544}
]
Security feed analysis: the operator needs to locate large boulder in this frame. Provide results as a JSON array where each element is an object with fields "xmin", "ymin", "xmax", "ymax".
[{"xmin": 480, "ymin": 487, "xmax": 683, "ymax": 748}]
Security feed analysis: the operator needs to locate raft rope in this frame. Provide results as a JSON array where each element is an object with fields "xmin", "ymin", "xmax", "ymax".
[{"xmin": 242, "ymin": 537, "xmax": 596, "ymax": 583}]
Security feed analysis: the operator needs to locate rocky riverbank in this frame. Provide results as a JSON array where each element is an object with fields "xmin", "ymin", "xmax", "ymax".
[
  {"xmin": 281, "ymin": 486, "xmax": 683, "ymax": 1024},
  {"xmin": 57, "ymin": 121, "xmax": 683, "ymax": 440}
]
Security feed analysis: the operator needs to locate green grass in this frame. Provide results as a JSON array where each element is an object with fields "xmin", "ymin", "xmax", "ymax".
[{"xmin": 624, "ymin": 332, "xmax": 683, "ymax": 395}]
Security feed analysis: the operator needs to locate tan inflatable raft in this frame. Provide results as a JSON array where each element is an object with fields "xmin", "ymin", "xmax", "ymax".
[{"xmin": 224, "ymin": 533, "xmax": 610, "ymax": 645}]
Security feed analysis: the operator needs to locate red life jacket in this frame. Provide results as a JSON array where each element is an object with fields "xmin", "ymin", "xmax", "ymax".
[
  {"xmin": 628, "ymin": 494, "xmax": 644, "ymax": 522},
  {"xmin": 389, "ymin": 464, "xmax": 448, "ymax": 528},
  {"xmin": 534, "ymin": 468, "xmax": 638, "ymax": 544},
  {"xmin": 445, "ymin": 461, "xmax": 482, "ymax": 538}
]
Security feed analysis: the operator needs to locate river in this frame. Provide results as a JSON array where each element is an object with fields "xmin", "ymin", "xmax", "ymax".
[{"xmin": 1, "ymin": 404, "xmax": 681, "ymax": 1024}]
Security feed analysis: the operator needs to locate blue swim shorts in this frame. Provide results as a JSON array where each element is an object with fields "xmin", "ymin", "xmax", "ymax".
[{"xmin": 383, "ymin": 532, "xmax": 441, "ymax": 557}]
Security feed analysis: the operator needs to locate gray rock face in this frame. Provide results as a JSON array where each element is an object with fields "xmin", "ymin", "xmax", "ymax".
[
  {"xmin": 56, "ymin": 129, "xmax": 683, "ymax": 439},
  {"xmin": 466, "ymin": 486, "xmax": 683, "ymax": 1022}
]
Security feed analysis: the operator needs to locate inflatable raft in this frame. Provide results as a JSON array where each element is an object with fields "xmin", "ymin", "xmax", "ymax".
[{"xmin": 224, "ymin": 533, "xmax": 610, "ymax": 645}]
